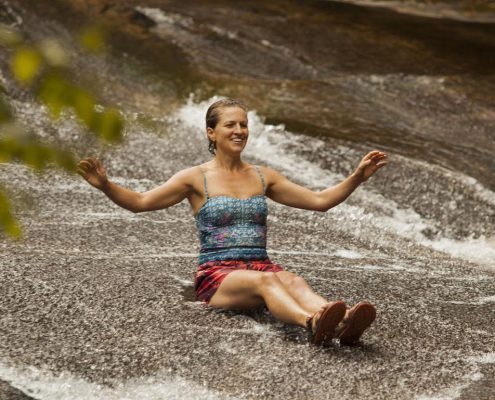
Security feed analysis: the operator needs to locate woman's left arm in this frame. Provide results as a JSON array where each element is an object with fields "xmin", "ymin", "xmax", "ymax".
[{"xmin": 265, "ymin": 150, "xmax": 388, "ymax": 212}]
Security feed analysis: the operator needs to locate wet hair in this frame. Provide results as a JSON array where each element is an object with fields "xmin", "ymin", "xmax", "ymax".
[{"xmin": 205, "ymin": 98, "xmax": 248, "ymax": 155}]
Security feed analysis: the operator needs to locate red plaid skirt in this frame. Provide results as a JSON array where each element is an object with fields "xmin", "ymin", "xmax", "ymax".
[{"xmin": 194, "ymin": 259, "xmax": 284, "ymax": 304}]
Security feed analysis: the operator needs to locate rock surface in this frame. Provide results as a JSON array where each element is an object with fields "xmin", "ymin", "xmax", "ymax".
[{"xmin": 1, "ymin": 160, "xmax": 494, "ymax": 399}]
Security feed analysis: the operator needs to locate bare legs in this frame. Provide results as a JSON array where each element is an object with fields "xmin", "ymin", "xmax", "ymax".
[
  {"xmin": 275, "ymin": 271, "xmax": 328, "ymax": 315},
  {"xmin": 208, "ymin": 270, "xmax": 329, "ymax": 327}
]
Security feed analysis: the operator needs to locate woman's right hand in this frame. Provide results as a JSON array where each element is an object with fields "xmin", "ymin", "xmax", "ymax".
[{"xmin": 77, "ymin": 157, "xmax": 109, "ymax": 190}]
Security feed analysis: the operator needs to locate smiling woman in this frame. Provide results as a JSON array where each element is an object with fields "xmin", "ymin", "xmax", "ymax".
[
  {"xmin": 77, "ymin": 97, "xmax": 388, "ymax": 346},
  {"xmin": 205, "ymin": 98, "xmax": 249, "ymax": 155}
]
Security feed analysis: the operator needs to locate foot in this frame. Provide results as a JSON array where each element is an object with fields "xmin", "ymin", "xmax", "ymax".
[
  {"xmin": 335, "ymin": 301, "xmax": 376, "ymax": 345},
  {"xmin": 306, "ymin": 301, "xmax": 347, "ymax": 345}
]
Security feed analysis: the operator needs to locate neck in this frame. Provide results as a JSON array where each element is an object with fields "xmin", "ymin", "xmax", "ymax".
[{"xmin": 212, "ymin": 151, "xmax": 245, "ymax": 171}]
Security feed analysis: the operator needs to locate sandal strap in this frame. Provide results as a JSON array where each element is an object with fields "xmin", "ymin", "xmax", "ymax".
[
  {"xmin": 306, "ymin": 314, "xmax": 315, "ymax": 342},
  {"xmin": 306, "ymin": 314, "xmax": 313, "ymax": 332}
]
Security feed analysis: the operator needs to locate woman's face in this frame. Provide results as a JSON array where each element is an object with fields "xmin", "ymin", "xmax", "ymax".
[{"xmin": 207, "ymin": 106, "xmax": 249, "ymax": 155}]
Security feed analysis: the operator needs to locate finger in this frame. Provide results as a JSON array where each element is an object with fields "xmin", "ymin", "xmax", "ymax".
[
  {"xmin": 81, "ymin": 157, "xmax": 98, "ymax": 168},
  {"xmin": 76, "ymin": 167, "xmax": 87, "ymax": 177},
  {"xmin": 78, "ymin": 161, "xmax": 93, "ymax": 170},
  {"xmin": 364, "ymin": 151, "xmax": 383, "ymax": 162},
  {"xmin": 370, "ymin": 155, "xmax": 386, "ymax": 163},
  {"xmin": 363, "ymin": 151, "xmax": 380, "ymax": 159},
  {"xmin": 371, "ymin": 153, "xmax": 387, "ymax": 162},
  {"xmin": 81, "ymin": 159, "xmax": 98, "ymax": 167},
  {"xmin": 87, "ymin": 158, "xmax": 98, "ymax": 169}
]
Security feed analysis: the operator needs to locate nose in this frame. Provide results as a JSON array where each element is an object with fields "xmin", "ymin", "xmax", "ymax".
[{"xmin": 233, "ymin": 123, "xmax": 243, "ymax": 134}]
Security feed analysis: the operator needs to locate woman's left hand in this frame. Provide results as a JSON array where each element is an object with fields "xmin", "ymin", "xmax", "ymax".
[{"xmin": 352, "ymin": 150, "xmax": 388, "ymax": 183}]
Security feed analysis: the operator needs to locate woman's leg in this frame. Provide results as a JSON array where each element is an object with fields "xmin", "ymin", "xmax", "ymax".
[
  {"xmin": 275, "ymin": 271, "xmax": 329, "ymax": 315},
  {"xmin": 208, "ymin": 270, "xmax": 311, "ymax": 327}
]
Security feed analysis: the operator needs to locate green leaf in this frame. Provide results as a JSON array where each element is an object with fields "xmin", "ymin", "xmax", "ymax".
[
  {"xmin": 0, "ymin": 96, "xmax": 13, "ymax": 123},
  {"xmin": 0, "ymin": 189, "xmax": 22, "ymax": 239},
  {"xmin": 11, "ymin": 47, "xmax": 42, "ymax": 85},
  {"xmin": 71, "ymin": 88, "xmax": 95, "ymax": 126},
  {"xmin": 0, "ymin": 135, "xmax": 19, "ymax": 160},
  {"xmin": 21, "ymin": 144, "xmax": 46, "ymax": 170},
  {"xmin": 92, "ymin": 108, "xmax": 124, "ymax": 142},
  {"xmin": 0, "ymin": 141, "xmax": 12, "ymax": 162},
  {"xmin": 51, "ymin": 149, "xmax": 76, "ymax": 171},
  {"xmin": 0, "ymin": 134, "xmax": 76, "ymax": 172},
  {"xmin": 37, "ymin": 74, "xmax": 69, "ymax": 118},
  {"xmin": 80, "ymin": 25, "xmax": 105, "ymax": 53}
]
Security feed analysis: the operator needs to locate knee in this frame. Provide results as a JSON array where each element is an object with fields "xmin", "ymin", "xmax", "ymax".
[
  {"xmin": 288, "ymin": 275, "xmax": 308, "ymax": 291},
  {"xmin": 259, "ymin": 272, "xmax": 281, "ymax": 291}
]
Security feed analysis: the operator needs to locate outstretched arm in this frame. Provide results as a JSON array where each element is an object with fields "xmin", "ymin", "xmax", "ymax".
[
  {"xmin": 265, "ymin": 150, "xmax": 388, "ymax": 212},
  {"xmin": 77, "ymin": 158, "xmax": 192, "ymax": 213}
]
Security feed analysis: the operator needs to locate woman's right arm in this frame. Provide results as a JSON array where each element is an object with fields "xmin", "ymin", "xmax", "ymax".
[{"xmin": 77, "ymin": 158, "xmax": 193, "ymax": 213}]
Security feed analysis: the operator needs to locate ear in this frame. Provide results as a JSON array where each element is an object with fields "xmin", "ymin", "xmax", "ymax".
[{"xmin": 206, "ymin": 127, "xmax": 216, "ymax": 142}]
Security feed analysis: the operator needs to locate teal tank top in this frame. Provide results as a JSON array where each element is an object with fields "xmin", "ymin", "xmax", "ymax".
[{"xmin": 195, "ymin": 165, "xmax": 269, "ymax": 265}]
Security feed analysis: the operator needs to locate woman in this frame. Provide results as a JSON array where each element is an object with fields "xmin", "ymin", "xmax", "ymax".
[{"xmin": 77, "ymin": 98, "xmax": 388, "ymax": 346}]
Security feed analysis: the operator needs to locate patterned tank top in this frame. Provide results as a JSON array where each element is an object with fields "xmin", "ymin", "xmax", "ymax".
[{"xmin": 195, "ymin": 165, "xmax": 269, "ymax": 265}]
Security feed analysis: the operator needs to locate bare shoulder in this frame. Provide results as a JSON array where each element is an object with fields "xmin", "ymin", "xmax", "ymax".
[
  {"xmin": 172, "ymin": 165, "xmax": 204, "ymax": 182},
  {"xmin": 256, "ymin": 165, "xmax": 285, "ymax": 185}
]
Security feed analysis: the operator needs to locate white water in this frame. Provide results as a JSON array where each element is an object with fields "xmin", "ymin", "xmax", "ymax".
[
  {"xmin": 175, "ymin": 96, "xmax": 495, "ymax": 269},
  {"xmin": 0, "ymin": 361, "xmax": 240, "ymax": 400},
  {"xmin": 415, "ymin": 352, "xmax": 495, "ymax": 400}
]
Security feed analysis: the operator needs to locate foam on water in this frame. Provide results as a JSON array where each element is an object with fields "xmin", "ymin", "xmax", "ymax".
[
  {"xmin": 135, "ymin": 7, "xmax": 194, "ymax": 29},
  {"xmin": 469, "ymin": 352, "xmax": 495, "ymax": 364},
  {"xmin": 0, "ymin": 361, "xmax": 239, "ymax": 400},
  {"xmin": 421, "ymin": 235, "xmax": 495, "ymax": 270},
  {"xmin": 416, "ymin": 352, "xmax": 495, "ymax": 400},
  {"xmin": 175, "ymin": 97, "xmax": 495, "ymax": 268},
  {"xmin": 477, "ymin": 295, "xmax": 495, "ymax": 304},
  {"xmin": 333, "ymin": 249, "xmax": 363, "ymax": 259},
  {"xmin": 415, "ymin": 372, "xmax": 483, "ymax": 400},
  {"xmin": 448, "ymin": 295, "xmax": 495, "ymax": 306}
]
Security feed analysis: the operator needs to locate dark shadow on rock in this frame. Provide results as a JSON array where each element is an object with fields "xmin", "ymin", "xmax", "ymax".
[
  {"xmin": 0, "ymin": 379, "xmax": 35, "ymax": 400},
  {"xmin": 178, "ymin": 281, "xmax": 196, "ymax": 303}
]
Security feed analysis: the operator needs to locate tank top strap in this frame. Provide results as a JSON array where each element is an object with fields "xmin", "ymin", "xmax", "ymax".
[
  {"xmin": 198, "ymin": 166, "xmax": 209, "ymax": 200},
  {"xmin": 254, "ymin": 165, "xmax": 266, "ymax": 194}
]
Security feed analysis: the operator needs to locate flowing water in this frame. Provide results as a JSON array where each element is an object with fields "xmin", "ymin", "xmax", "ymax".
[{"xmin": 1, "ymin": 0, "xmax": 494, "ymax": 399}]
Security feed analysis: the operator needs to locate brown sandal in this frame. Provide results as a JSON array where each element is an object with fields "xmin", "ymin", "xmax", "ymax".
[
  {"xmin": 335, "ymin": 301, "xmax": 376, "ymax": 345},
  {"xmin": 306, "ymin": 301, "xmax": 347, "ymax": 345}
]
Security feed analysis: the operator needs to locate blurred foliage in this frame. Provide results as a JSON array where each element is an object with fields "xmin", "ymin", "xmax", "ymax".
[
  {"xmin": 0, "ymin": 188, "xmax": 20, "ymax": 239},
  {"xmin": 11, "ymin": 47, "xmax": 42, "ymax": 84},
  {"xmin": 79, "ymin": 24, "xmax": 106, "ymax": 53},
  {"xmin": 0, "ymin": 23, "xmax": 124, "ymax": 239}
]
